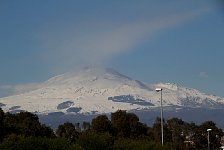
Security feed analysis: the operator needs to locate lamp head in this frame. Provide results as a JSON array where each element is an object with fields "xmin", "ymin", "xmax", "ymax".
[
  {"xmin": 155, "ymin": 88, "xmax": 162, "ymax": 92},
  {"xmin": 207, "ymin": 129, "xmax": 212, "ymax": 132}
]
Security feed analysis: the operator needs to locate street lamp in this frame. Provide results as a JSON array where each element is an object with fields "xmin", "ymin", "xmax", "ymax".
[
  {"xmin": 207, "ymin": 128, "xmax": 212, "ymax": 150},
  {"xmin": 156, "ymin": 88, "xmax": 163, "ymax": 146}
]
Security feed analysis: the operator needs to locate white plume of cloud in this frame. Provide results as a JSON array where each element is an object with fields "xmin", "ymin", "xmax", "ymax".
[
  {"xmin": 39, "ymin": 8, "xmax": 210, "ymax": 73},
  {"xmin": 0, "ymin": 83, "xmax": 42, "ymax": 97}
]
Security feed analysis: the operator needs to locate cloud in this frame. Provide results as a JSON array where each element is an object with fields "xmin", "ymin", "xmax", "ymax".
[
  {"xmin": 38, "ymin": 7, "xmax": 210, "ymax": 73},
  {"xmin": 199, "ymin": 72, "xmax": 209, "ymax": 78},
  {"xmin": 0, "ymin": 83, "xmax": 42, "ymax": 97}
]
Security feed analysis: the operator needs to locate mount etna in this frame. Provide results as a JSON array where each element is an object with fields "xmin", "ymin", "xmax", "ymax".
[{"xmin": 0, "ymin": 67, "xmax": 224, "ymax": 128}]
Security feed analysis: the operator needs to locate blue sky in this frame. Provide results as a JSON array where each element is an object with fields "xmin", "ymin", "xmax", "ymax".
[{"xmin": 0, "ymin": 0, "xmax": 224, "ymax": 97}]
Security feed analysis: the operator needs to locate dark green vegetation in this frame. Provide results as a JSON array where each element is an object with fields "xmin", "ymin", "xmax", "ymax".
[{"xmin": 0, "ymin": 108, "xmax": 223, "ymax": 150}]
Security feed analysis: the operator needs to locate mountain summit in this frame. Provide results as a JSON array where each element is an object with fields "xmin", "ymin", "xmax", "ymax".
[{"xmin": 0, "ymin": 68, "xmax": 223, "ymax": 115}]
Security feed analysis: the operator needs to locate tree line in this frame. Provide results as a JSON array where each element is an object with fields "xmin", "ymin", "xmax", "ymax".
[{"xmin": 0, "ymin": 108, "xmax": 223, "ymax": 150}]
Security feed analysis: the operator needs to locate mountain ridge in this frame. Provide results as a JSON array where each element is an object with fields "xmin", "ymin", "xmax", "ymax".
[{"xmin": 0, "ymin": 67, "xmax": 223, "ymax": 116}]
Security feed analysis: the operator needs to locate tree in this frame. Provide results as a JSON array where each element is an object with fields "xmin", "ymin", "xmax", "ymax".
[
  {"xmin": 111, "ymin": 110, "xmax": 147, "ymax": 138},
  {"xmin": 3, "ymin": 112, "xmax": 19, "ymax": 136},
  {"xmin": 152, "ymin": 117, "xmax": 172, "ymax": 145},
  {"xmin": 167, "ymin": 118, "xmax": 186, "ymax": 149},
  {"xmin": 82, "ymin": 121, "xmax": 91, "ymax": 131},
  {"xmin": 113, "ymin": 138, "xmax": 171, "ymax": 150},
  {"xmin": 111, "ymin": 110, "xmax": 129, "ymax": 137},
  {"xmin": 92, "ymin": 115, "xmax": 111, "ymax": 133},
  {"xmin": 39, "ymin": 124, "xmax": 55, "ymax": 138},
  {"xmin": 74, "ymin": 123, "xmax": 81, "ymax": 132},
  {"xmin": 0, "ymin": 108, "xmax": 4, "ymax": 140},
  {"xmin": 76, "ymin": 131, "xmax": 113, "ymax": 150},
  {"xmin": 0, "ymin": 135, "xmax": 81, "ymax": 150},
  {"xmin": 195, "ymin": 121, "xmax": 223, "ymax": 149},
  {"xmin": 17, "ymin": 111, "xmax": 42, "ymax": 137},
  {"xmin": 56, "ymin": 122, "xmax": 79, "ymax": 143},
  {"xmin": 3, "ymin": 111, "xmax": 55, "ymax": 138}
]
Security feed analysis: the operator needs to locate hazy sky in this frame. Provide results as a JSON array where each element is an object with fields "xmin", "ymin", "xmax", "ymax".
[{"xmin": 0, "ymin": 0, "xmax": 224, "ymax": 97}]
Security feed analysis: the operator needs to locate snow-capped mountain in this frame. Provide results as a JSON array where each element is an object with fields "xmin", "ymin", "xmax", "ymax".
[{"xmin": 0, "ymin": 67, "xmax": 223, "ymax": 116}]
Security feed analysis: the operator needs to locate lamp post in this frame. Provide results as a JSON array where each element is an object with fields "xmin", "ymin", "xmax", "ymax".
[
  {"xmin": 207, "ymin": 129, "xmax": 212, "ymax": 150},
  {"xmin": 156, "ymin": 88, "xmax": 163, "ymax": 146}
]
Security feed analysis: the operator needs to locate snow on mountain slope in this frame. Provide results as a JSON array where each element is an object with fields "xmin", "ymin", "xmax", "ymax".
[
  {"xmin": 152, "ymin": 83, "xmax": 224, "ymax": 108},
  {"xmin": 0, "ymin": 68, "xmax": 223, "ymax": 115}
]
